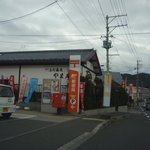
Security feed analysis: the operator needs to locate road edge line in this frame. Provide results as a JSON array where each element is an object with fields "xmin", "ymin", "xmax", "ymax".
[{"xmin": 57, "ymin": 120, "xmax": 110, "ymax": 150}]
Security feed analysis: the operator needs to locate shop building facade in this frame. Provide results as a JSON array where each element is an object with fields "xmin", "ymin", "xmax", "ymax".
[{"xmin": 0, "ymin": 49, "xmax": 102, "ymax": 112}]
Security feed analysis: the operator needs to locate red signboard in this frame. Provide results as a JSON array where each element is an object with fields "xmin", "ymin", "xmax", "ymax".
[
  {"xmin": 52, "ymin": 93, "xmax": 66, "ymax": 108},
  {"xmin": 68, "ymin": 55, "xmax": 81, "ymax": 112},
  {"xmin": 68, "ymin": 70, "xmax": 80, "ymax": 112}
]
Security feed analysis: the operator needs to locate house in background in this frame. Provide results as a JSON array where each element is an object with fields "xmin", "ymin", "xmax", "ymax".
[{"xmin": 100, "ymin": 71, "xmax": 123, "ymax": 86}]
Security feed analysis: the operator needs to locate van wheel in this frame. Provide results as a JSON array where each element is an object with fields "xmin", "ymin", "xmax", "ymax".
[{"xmin": 2, "ymin": 113, "xmax": 12, "ymax": 118}]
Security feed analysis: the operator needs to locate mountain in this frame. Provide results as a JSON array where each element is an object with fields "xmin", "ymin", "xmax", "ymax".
[{"xmin": 121, "ymin": 73, "xmax": 150, "ymax": 89}]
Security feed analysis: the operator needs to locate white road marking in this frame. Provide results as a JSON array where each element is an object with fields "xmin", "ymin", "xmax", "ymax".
[
  {"xmin": 0, "ymin": 114, "xmax": 36, "ymax": 123},
  {"xmin": 12, "ymin": 113, "xmax": 36, "ymax": 119},
  {"xmin": 144, "ymin": 112, "xmax": 148, "ymax": 116},
  {"xmin": 142, "ymin": 111, "xmax": 150, "ymax": 120},
  {"xmin": 57, "ymin": 121, "xmax": 109, "ymax": 150},
  {"xmin": 0, "ymin": 123, "xmax": 58, "ymax": 143}
]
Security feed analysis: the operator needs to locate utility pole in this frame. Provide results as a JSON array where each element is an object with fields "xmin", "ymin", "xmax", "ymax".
[
  {"xmin": 103, "ymin": 14, "xmax": 127, "ymax": 72},
  {"xmin": 136, "ymin": 60, "xmax": 140, "ymax": 103}
]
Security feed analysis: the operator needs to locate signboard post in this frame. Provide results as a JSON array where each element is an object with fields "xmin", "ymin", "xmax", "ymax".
[
  {"xmin": 9, "ymin": 75, "xmax": 15, "ymax": 90},
  {"xmin": 68, "ymin": 55, "xmax": 81, "ymax": 112},
  {"xmin": 80, "ymin": 82, "xmax": 85, "ymax": 112},
  {"xmin": 103, "ymin": 73, "xmax": 112, "ymax": 107},
  {"xmin": 18, "ymin": 75, "xmax": 27, "ymax": 103}
]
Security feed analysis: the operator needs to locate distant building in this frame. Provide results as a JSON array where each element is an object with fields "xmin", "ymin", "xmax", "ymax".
[{"xmin": 126, "ymin": 85, "xmax": 150, "ymax": 101}]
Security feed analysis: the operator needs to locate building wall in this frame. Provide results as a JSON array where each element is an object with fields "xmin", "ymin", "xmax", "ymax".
[
  {"xmin": 21, "ymin": 65, "xmax": 69, "ymax": 85},
  {"xmin": 0, "ymin": 66, "xmax": 19, "ymax": 83},
  {"xmin": 0, "ymin": 61, "xmax": 96, "ymax": 85}
]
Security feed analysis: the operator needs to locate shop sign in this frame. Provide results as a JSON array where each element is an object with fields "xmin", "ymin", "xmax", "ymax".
[
  {"xmin": 42, "ymin": 79, "xmax": 51, "ymax": 104},
  {"xmin": 129, "ymin": 84, "xmax": 133, "ymax": 96},
  {"xmin": 51, "ymin": 79, "xmax": 60, "ymax": 93},
  {"xmin": 68, "ymin": 55, "xmax": 81, "ymax": 112},
  {"xmin": 45, "ymin": 67, "xmax": 69, "ymax": 79},
  {"xmin": 103, "ymin": 73, "xmax": 112, "ymax": 107}
]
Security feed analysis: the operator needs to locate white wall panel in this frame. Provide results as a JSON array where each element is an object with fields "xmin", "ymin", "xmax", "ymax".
[
  {"xmin": 0, "ymin": 66, "xmax": 19, "ymax": 83},
  {"xmin": 21, "ymin": 65, "xmax": 69, "ymax": 84}
]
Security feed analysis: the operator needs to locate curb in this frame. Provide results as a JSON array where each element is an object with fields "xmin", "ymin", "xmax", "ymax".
[
  {"xmin": 110, "ymin": 113, "xmax": 130, "ymax": 121},
  {"xmin": 57, "ymin": 120, "xmax": 111, "ymax": 150}
]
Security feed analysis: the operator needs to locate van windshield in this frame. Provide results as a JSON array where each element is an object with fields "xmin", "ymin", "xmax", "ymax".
[{"xmin": 0, "ymin": 86, "xmax": 13, "ymax": 97}]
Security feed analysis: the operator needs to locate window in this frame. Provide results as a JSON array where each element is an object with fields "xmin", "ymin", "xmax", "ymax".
[{"xmin": 0, "ymin": 86, "xmax": 14, "ymax": 97}]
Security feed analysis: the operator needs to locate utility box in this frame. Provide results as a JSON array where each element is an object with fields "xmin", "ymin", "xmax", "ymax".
[
  {"xmin": 52, "ymin": 93, "xmax": 67, "ymax": 108},
  {"xmin": 103, "ymin": 40, "xmax": 112, "ymax": 49}
]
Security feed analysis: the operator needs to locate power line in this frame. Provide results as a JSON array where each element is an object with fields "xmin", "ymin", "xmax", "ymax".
[
  {"xmin": 0, "ymin": 34, "xmax": 102, "ymax": 37},
  {"xmin": 57, "ymin": 1, "xmax": 97, "ymax": 49},
  {"xmin": 97, "ymin": 0, "xmax": 105, "ymax": 20},
  {"xmin": 57, "ymin": 2, "xmax": 85, "ymax": 36},
  {"xmin": 109, "ymin": 0, "xmax": 138, "ymax": 60},
  {"xmin": 71, "ymin": 0, "xmax": 98, "ymax": 32},
  {"xmin": 0, "ymin": 37, "xmax": 100, "ymax": 44},
  {"xmin": 115, "ymin": 32, "xmax": 150, "ymax": 35},
  {"xmin": 87, "ymin": 0, "xmax": 105, "ymax": 26},
  {"xmin": 0, "ymin": 32, "xmax": 150, "ymax": 37},
  {"xmin": 0, "ymin": 0, "xmax": 58, "ymax": 24}
]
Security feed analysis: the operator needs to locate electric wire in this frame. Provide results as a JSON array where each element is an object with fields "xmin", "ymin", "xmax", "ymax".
[
  {"xmin": 0, "ymin": 32, "xmax": 150, "ymax": 37},
  {"xmin": 57, "ymin": 1, "xmax": 102, "ymax": 51},
  {"xmin": 71, "ymin": 0, "xmax": 98, "ymax": 33},
  {"xmin": 87, "ymin": 0, "xmax": 105, "ymax": 26},
  {"xmin": 89, "ymin": 0, "xmax": 105, "ymax": 25},
  {"xmin": 109, "ymin": 0, "xmax": 138, "ymax": 60},
  {"xmin": 0, "ymin": 0, "xmax": 58, "ymax": 24},
  {"xmin": 97, "ymin": 0, "xmax": 105, "ymax": 20},
  {"xmin": 0, "ymin": 37, "xmax": 100, "ymax": 44},
  {"xmin": 108, "ymin": 0, "xmax": 140, "ymax": 73},
  {"xmin": 116, "ymin": 0, "xmax": 139, "ymax": 58}
]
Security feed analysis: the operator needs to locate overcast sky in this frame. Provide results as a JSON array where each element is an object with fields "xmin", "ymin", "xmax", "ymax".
[{"xmin": 0, "ymin": 0, "xmax": 150, "ymax": 74}]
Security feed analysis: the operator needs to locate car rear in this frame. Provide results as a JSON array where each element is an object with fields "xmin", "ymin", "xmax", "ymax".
[{"xmin": 0, "ymin": 84, "xmax": 16, "ymax": 118}]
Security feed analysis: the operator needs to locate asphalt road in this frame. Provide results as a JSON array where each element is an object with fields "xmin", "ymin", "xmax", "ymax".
[
  {"xmin": 76, "ymin": 108, "xmax": 150, "ymax": 150},
  {"xmin": 0, "ymin": 113, "xmax": 103, "ymax": 150},
  {"xmin": 0, "ymin": 108, "xmax": 149, "ymax": 150}
]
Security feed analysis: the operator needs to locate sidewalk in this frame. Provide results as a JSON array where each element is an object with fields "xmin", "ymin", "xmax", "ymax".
[
  {"xmin": 13, "ymin": 109, "xmax": 79, "ymax": 123},
  {"xmin": 14, "ymin": 106, "xmax": 141, "ymax": 123}
]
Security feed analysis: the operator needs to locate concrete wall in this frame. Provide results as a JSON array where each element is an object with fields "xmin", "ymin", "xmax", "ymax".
[
  {"xmin": 41, "ymin": 104, "xmax": 57, "ymax": 113},
  {"xmin": 83, "ymin": 106, "xmax": 128, "ymax": 116}
]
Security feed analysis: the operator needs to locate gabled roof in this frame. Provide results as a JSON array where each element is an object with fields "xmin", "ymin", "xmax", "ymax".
[{"xmin": 0, "ymin": 49, "xmax": 102, "ymax": 75}]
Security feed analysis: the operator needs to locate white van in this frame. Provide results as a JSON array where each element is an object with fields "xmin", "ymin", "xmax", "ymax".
[{"xmin": 0, "ymin": 84, "xmax": 16, "ymax": 118}]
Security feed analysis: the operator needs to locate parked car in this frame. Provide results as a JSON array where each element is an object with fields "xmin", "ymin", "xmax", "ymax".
[{"xmin": 0, "ymin": 84, "xmax": 16, "ymax": 118}]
